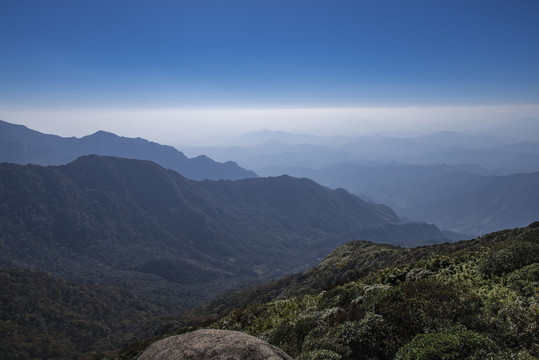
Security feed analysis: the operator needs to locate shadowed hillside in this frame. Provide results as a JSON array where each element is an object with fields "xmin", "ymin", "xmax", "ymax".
[
  {"xmin": 0, "ymin": 155, "xmax": 447, "ymax": 315},
  {"xmin": 0, "ymin": 269, "xmax": 161, "ymax": 360},
  {"xmin": 184, "ymin": 130, "xmax": 539, "ymax": 235}
]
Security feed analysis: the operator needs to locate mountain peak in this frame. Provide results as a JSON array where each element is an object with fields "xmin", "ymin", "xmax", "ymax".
[
  {"xmin": 89, "ymin": 130, "xmax": 118, "ymax": 137},
  {"xmin": 0, "ymin": 120, "xmax": 257, "ymax": 181}
]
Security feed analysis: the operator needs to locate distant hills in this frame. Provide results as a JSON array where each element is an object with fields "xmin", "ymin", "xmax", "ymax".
[
  {"xmin": 0, "ymin": 155, "xmax": 448, "ymax": 314},
  {"xmin": 183, "ymin": 130, "xmax": 539, "ymax": 174},
  {"xmin": 281, "ymin": 163, "xmax": 539, "ymax": 235},
  {"xmin": 4, "ymin": 120, "xmax": 537, "ymax": 235},
  {"xmin": 0, "ymin": 119, "xmax": 257, "ymax": 180},
  {"xmin": 1, "ymin": 120, "xmax": 537, "ymax": 359},
  {"xmin": 183, "ymin": 130, "xmax": 539, "ymax": 235}
]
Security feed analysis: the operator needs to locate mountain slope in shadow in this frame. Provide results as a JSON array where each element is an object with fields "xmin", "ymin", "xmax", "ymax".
[{"xmin": 0, "ymin": 155, "xmax": 449, "ymax": 313}]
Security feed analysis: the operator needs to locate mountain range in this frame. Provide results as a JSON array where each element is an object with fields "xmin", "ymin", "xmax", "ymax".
[
  {"xmin": 183, "ymin": 130, "xmax": 539, "ymax": 174},
  {"xmin": 1, "ymin": 121, "xmax": 538, "ymax": 359},
  {"xmin": 0, "ymin": 155, "xmax": 449, "ymax": 314},
  {"xmin": 0, "ymin": 119, "xmax": 257, "ymax": 181},
  {"xmin": 183, "ymin": 130, "xmax": 539, "ymax": 235},
  {"xmin": 279, "ymin": 163, "xmax": 539, "ymax": 235},
  {"xmin": 5, "ymin": 120, "xmax": 538, "ymax": 236}
]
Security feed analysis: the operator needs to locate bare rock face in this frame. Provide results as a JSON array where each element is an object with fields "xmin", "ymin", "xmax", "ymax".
[{"xmin": 137, "ymin": 329, "xmax": 293, "ymax": 360}]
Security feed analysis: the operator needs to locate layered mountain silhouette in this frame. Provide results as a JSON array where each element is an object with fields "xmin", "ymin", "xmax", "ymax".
[
  {"xmin": 0, "ymin": 155, "xmax": 449, "ymax": 312},
  {"xmin": 0, "ymin": 119, "xmax": 257, "ymax": 180},
  {"xmin": 184, "ymin": 130, "xmax": 539, "ymax": 235},
  {"xmin": 281, "ymin": 163, "xmax": 539, "ymax": 235},
  {"xmin": 183, "ymin": 130, "xmax": 539, "ymax": 174}
]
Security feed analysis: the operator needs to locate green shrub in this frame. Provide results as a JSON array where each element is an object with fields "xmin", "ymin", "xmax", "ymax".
[
  {"xmin": 395, "ymin": 326, "xmax": 499, "ymax": 360},
  {"xmin": 267, "ymin": 313, "xmax": 319, "ymax": 357},
  {"xmin": 497, "ymin": 296, "xmax": 539, "ymax": 355},
  {"xmin": 479, "ymin": 242, "xmax": 539, "ymax": 277},
  {"xmin": 378, "ymin": 266, "xmax": 408, "ymax": 285},
  {"xmin": 301, "ymin": 323, "xmax": 350, "ymax": 357},
  {"xmin": 296, "ymin": 349, "xmax": 342, "ymax": 360},
  {"xmin": 401, "ymin": 277, "xmax": 481, "ymax": 331},
  {"xmin": 302, "ymin": 312, "xmax": 386, "ymax": 360},
  {"xmin": 506, "ymin": 263, "xmax": 539, "ymax": 297},
  {"xmin": 318, "ymin": 282, "xmax": 363, "ymax": 309}
]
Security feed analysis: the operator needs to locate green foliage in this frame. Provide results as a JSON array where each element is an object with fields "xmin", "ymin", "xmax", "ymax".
[
  {"xmin": 267, "ymin": 314, "xmax": 319, "ymax": 356},
  {"xmin": 479, "ymin": 241, "xmax": 539, "ymax": 277},
  {"xmin": 318, "ymin": 282, "xmax": 365, "ymax": 309},
  {"xmin": 185, "ymin": 223, "xmax": 539, "ymax": 360},
  {"xmin": 0, "ymin": 269, "xmax": 162, "ymax": 360},
  {"xmin": 497, "ymin": 296, "xmax": 539, "ymax": 353},
  {"xmin": 506, "ymin": 263, "xmax": 539, "ymax": 297},
  {"xmin": 296, "ymin": 349, "xmax": 342, "ymax": 360},
  {"xmin": 395, "ymin": 326, "xmax": 499, "ymax": 360},
  {"xmin": 197, "ymin": 239, "xmax": 466, "ymax": 320},
  {"xmin": 301, "ymin": 312, "xmax": 387, "ymax": 359}
]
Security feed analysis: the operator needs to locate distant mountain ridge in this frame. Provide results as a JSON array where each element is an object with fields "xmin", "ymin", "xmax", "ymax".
[
  {"xmin": 183, "ymin": 130, "xmax": 539, "ymax": 235},
  {"xmin": 0, "ymin": 155, "xmax": 449, "ymax": 314},
  {"xmin": 0, "ymin": 119, "xmax": 257, "ymax": 180},
  {"xmin": 278, "ymin": 163, "xmax": 539, "ymax": 235},
  {"xmin": 183, "ymin": 130, "xmax": 539, "ymax": 175}
]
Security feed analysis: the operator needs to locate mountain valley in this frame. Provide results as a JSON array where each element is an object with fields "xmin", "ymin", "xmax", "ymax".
[
  {"xmin": 1, "ymin": 124, "xmax": 538, "ymax": 360},
  {"xmin": 184, "ymin": 130, "xmax": 539, "ymax": 236},
  {"xmin": 3, "ymin": 1, "xmax": 539, "ymax": 358}
]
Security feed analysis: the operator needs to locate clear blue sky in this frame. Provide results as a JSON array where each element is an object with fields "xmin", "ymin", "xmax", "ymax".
[{"xmin": 1, "ymin": 0, "xmax": 538, "ymax": 142}]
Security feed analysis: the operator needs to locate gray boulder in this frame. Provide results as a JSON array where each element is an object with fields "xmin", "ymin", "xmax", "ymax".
[{"xmin": 137, "ymin": 329, "xmax": 293, "ymax": 360}]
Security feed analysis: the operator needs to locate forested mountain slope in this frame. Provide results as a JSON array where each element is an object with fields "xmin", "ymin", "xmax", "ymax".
[
  {"xmin": 126, "ymin": 222, "xmax": 539, "ymax": 360},
  {"xmin": 0, "ymin": 269, "xmax": 161, "ymax": 360},
  {"xmin": 0, "ymin": 156, "xmax": 446, "ymax": 315}
]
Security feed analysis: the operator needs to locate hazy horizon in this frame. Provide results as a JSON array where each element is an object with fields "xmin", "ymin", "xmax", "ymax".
[
  {"xmin": 1, "ymin": 1, "xmax": 538, "ymax": 145},
  {"xmin": 3, "ymin": 105, "xmax": 539, "ymax": 147}
]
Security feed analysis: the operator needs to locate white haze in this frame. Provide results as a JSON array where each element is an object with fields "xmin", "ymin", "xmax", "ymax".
[{"xmin": 2, "ymin": 104, "xmax": 539, "ymax": 146}]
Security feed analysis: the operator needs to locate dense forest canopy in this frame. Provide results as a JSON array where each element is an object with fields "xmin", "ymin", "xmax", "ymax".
[{"xmin": 118, "ymin": 223, "xmax": 539, "ymax": 360}]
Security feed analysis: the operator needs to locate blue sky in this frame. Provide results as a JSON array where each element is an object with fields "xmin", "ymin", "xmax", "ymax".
[{"xmin": 1, "ymin": 0, "xmax": 538, "ymax": 142}]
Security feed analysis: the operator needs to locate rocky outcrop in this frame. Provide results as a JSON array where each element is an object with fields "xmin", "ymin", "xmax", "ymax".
[{"xmin": 137, "ymin": 329, "xmax": 293, "ymax": 360}]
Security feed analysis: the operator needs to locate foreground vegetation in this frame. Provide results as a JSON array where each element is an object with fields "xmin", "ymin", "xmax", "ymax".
[
  {"xmin": 120, "ymin": 222, "xmax": 539, "ymax": 360},
  {"xmin": 3, "ymin": 223, "xmax": 538, "ymax": 359}
]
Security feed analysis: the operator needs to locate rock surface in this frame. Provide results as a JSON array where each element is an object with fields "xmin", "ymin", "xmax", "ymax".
[{"xmin": 137, "ymin": 329, "xmax": 293, "ymax": 360}]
